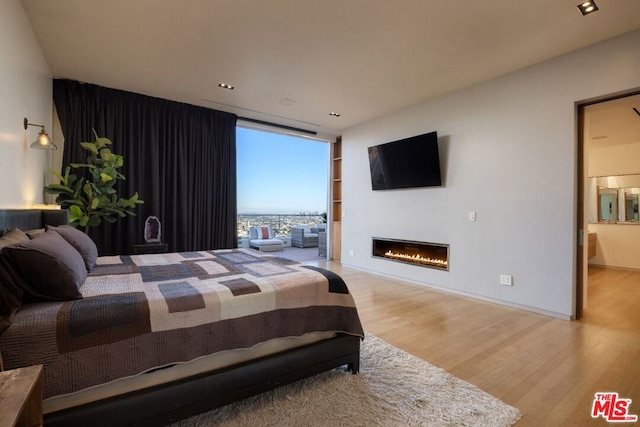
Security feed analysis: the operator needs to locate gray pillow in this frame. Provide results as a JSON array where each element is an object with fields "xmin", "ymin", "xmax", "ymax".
[
  {"xmin": 26, "ymin": 228, "xmax": 46, "ymax": 239},
  {"xmin": 0, "ymin": 228, "xmax": 29, "ymax": 251},
  {"xmin": 0, "ymin": 254, "xmax": 25, "ymax": 335},
  {"xmin": 47, "ymin": 225, "xmax": 98, "ymax": 271},
  {"xmin": 2, "ymin": 230, "xmax": 85, "ymax": 301}
]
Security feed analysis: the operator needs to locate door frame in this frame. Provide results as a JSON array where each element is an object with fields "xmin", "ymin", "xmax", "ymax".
[{"xmin": 575, "ymin": 88, "xmax": 640, "ymax": 319}]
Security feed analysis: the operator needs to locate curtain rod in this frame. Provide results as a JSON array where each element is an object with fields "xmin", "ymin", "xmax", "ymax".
[{"xmin": 238, "ymin": 117, "xmax": 318, "ymax": 136}]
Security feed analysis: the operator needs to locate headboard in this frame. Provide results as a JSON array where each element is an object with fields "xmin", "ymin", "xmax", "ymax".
[{"xmin": 0, "ymin": 209, "xmax": 70, "ymax": 236}]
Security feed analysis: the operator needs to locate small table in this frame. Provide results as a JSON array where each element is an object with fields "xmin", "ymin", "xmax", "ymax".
[
  {"xmin": 0, "ymin": 364, "xmax": 43, "ymax": 427},
  {"xmin": 132, "ymin": 242, "xmax": 169, "ymax": 254}
]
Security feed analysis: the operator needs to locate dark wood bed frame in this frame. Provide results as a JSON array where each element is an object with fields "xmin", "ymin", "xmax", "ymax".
[{"xmin": 0, "ymin": 209, "xmax": 361, "ymax": 427}]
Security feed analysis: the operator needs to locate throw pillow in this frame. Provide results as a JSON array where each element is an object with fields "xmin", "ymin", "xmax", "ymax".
[
  {"xmin": 47, "ymin": 225, "xmax": 98, "ymax": 271},
  {"xmin": 2, "ymin": 230, "xmax": 85, "ymax": 301},
  {"xmin": 0, "ymin": 228, "xmax": 29, "ymax": 251},
  {"xmin": 0, "ymin": 254, "xmax": 25, "ymax": 335},
  {"xmin": 259, "ymin": 226, "xmax": 271, "ymax": 239},
  {"xmin": 26, "ymin": 228, "xmax": 46, "ymax": 239}
]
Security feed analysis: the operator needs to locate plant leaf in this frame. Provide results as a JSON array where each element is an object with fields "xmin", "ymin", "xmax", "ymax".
[
  {"xmin": 80, "ymin": 142, "xmax": 98, "ymax": 155},
  {"xmin": 45, "ymin": 183, "xmax": 74, "ymax": 193},
  {"xmin": 99, "ymin": 148, "xmax": 113, "ymax": 161},
  {"xmin": 83, "ymin": 183, "xmax": 93, "ymax": 197},
  {"xmin": 95, "ymin": 137, "xmax": 112, "ymax": 148},
  {"xmin": 43, "ymin": 132, "xmax": 143, "ymax": 232},
  {"xmin": 69, "ymin": 205, "xmax": 84, "ymax": 222},
  {"xmin": 50, "ymin": 169, "xmax": 65, "ymax": 183},
  {"xmin": 87, "ymin": 216, "xmax": 102, "ymax": 227}
]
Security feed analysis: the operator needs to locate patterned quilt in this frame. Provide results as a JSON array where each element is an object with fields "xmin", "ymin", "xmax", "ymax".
[{"xmin": 0, "ymin": 249, "xmax": 364, "ymax": 398}]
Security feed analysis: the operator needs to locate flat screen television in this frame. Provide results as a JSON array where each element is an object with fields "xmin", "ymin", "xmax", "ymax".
[{"xmin": 368, "ymin": 131, "xmax": 441, "ymax": 190}]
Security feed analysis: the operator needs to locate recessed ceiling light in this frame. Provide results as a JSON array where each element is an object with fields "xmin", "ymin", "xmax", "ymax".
[
  {"xmin": 577, "ymin": 1, "xmax": 598, "ymax": 16},
  {"xmin": 218, "ymin": 83, "xmax": 234, "ymax": 90},
  {"xmin": 329, "ymin": 112, "xmax": 341, "ymax": 117}
]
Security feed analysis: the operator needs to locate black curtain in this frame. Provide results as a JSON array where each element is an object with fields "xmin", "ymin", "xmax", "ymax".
[{"xmin": 53, "ymin": 79, "xmax": 238, "ymax": 255}]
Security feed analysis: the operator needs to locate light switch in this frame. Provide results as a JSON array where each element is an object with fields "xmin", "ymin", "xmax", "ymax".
[{"xmin": 468, "ymin": 211, "xmax": 476, "ymax": 222}]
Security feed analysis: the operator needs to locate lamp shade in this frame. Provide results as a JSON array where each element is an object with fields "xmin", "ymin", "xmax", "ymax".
[
  {"xmin": 24, "ymin": 117, "xmax": 57, "ymax": 150},
  {"xmin": 30, "ymin": 128, "xmax": 57, "ymax": 150}
]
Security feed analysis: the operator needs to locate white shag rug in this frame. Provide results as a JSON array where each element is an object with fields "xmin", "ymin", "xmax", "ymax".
[{"xmin": 170, "ymin": 333, "xmax": 521, "ymax": 426}]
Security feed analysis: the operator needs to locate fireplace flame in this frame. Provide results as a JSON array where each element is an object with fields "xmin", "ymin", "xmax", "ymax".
[{"xmin": 384, "ymin": 250, "xmax": 448, "ymax": 268}]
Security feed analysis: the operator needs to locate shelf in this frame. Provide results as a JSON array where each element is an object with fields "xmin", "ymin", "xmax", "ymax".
[
  {"xmin": 331, "ymin": 137, "xmax": 342, "ymax": 260},
  {"xmin": 333, "ymin": 141, "xmax": 342, "ymax": 158},
  {"xmin": 333, "ymin": 168, "xmax": 342, "ymax": 181}
]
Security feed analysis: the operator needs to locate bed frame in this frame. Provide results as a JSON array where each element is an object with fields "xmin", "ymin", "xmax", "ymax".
[{"xmin": 0, "ymin": 209, "xmax": 361, "ymax": 427}]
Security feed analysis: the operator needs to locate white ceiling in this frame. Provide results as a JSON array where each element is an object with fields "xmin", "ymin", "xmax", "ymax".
[
  {"xmin": 20, "ymin": 0, "xmax": 640, "ymax": 138},
  {"xmin": 586, "ymin": 94, "xmax": 640, "ymax": 148}
]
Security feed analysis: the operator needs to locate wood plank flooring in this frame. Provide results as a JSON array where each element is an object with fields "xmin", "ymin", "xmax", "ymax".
[{"xmin": 316, "ymin": 262, "xmax": 640, "ymax": 426}]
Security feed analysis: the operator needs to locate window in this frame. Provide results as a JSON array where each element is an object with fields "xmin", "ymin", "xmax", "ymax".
[{"xmin": 236, "ymin": 127, "xmax": 329, "ymax": 238}]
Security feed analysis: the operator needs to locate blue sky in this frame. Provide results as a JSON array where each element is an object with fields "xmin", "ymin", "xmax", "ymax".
[{"xmin": 236, "ymin": 127, "xmax": 329, "ymax": 214}]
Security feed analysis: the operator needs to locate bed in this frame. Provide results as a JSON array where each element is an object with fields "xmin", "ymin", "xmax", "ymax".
[{"xmin": 0, "ymin": 209, "xmax": 364, "ymax": 426}]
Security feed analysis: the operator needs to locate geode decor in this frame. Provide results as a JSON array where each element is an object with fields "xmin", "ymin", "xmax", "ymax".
[{"xmin": 144, "ymin": 216, "xmax": 161, "ymax": 243}]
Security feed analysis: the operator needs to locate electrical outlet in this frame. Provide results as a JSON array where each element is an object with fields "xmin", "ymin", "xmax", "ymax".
[
  {"xmin": 348, "ymin": 249, "xmax": 355, "ymax": 256},
  {"xmin": 500, "ymin": 274, "xmax": 513, "ymax": 286}
]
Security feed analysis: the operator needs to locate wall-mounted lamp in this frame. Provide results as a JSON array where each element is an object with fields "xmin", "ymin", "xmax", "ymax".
[{"xmin": 24, "ymin": 117, "xmax": 57, "ymax": 150}]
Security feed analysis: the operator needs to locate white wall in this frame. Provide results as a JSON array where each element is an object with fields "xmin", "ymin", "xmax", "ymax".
[
  {"xmin": 341, "ymin": 29, "xmax": 640, "ymax": 319},
  {"xmin": 589, "ymin": 142, "xmax": 640, "ymax": 177},
  {"xmin": 0, "ymin": 0, "xmax": 52, "ymax": 208},
  {"xmin": 588, "ymin": 224, "xmax": 640, "ymax": 270}
]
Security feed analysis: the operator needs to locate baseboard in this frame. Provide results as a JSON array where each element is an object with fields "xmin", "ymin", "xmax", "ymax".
[
  {"xmin": 342, "ymin": 263, "xmax": 572, "ymax": 321},
  {"xmin": 588, "ymin": 263, "xmax": 640, "ymax": 272}
]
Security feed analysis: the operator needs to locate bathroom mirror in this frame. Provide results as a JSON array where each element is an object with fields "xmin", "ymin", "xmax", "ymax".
[
  {"xmin": 598, "ymin": 187, "xmax": 618, "ymax": 222},
  {"xmin": 588, "ymin": 174, "xmax": 640, "ymax": 223},
  {"xmin": 625, "ymin": 193, "xmax": 639, "ymax": 221}
]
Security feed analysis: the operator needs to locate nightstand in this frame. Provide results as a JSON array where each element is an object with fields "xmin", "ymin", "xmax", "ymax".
[
  {"xmin": 132, "ymin": 243, "xmax": 169, "ymax": 254},
  {"xmin": 0, "ymin": 364, "xmax": 43, "ymax": 427}
]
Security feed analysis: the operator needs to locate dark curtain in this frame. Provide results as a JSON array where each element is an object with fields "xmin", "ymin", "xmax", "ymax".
[{"xmin": 53, "ymin": 79, "xmax": 238, "ymax": 255}]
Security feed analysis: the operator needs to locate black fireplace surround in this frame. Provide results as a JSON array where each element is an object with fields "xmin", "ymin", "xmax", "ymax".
[{"xmin": 372, "ymin": 237, "xmax": 449, "ymax": 271}]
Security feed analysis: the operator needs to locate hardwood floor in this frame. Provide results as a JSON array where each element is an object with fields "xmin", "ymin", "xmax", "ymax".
[{"xmin": 317, "ymin": 262, "xmax": 640, "ymax": 426}]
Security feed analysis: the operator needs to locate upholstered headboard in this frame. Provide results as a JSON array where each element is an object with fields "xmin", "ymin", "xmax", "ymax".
[{"xmin": 0, "ymin": 209, "xmax": 69, "ymax": 236}]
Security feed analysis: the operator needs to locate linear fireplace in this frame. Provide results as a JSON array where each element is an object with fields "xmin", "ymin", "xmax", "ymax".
[{"xmin": 372, "ymin": 237, "xmax": 449, "ymax": 271}]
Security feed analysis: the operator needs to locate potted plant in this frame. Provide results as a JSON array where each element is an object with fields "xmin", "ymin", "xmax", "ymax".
[{"xmin": 44, "ymin": 131, "xmax": 143, "ymax": 233}]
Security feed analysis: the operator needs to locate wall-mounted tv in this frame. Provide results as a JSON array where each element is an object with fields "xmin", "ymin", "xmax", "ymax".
[{"xmin": 368, "ymin": 131, "xmax": 441, "ymax": 190}]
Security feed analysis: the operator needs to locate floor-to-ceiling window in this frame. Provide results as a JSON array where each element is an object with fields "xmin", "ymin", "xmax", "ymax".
[{"xmin": 236, "ymin": 126, "xmax": 329, "ymax": 242}]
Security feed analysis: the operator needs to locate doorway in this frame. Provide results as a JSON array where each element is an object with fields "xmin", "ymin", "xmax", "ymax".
[
  {"xmin": 576, "ymin": 90, "xmax": 640, "ymax": 318},
  {"xmin": 235, "ymin": 125, "xmax": 331, "ymax": 259}
]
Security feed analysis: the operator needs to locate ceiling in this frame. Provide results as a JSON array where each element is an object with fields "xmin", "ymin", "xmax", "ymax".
[
  {"xmin": 20, "ymin": 0, "xmax": 640, "ymax": 138},
  {"xmin": 586, "ymin": 93, "xmax": 640, "ymax": 148}
]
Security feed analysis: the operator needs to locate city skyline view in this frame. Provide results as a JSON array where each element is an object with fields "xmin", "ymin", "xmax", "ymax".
[{"xmin": 236, "ymin": 127, "xmax": 329, "ymax": 214}]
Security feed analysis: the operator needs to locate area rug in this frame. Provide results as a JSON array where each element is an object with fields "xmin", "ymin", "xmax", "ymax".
[{"xmin": 170, "ymin": 333, "xmax": 521, "ymax": 426}]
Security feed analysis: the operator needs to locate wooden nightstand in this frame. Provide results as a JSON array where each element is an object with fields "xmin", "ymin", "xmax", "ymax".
[
  {"xmin": 0, "ymin": 364, "xmax": 43, "ymax": 427},
  {"xmin": 132, "ymin": 243, "xmax": 169, "ymax": 254}
]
